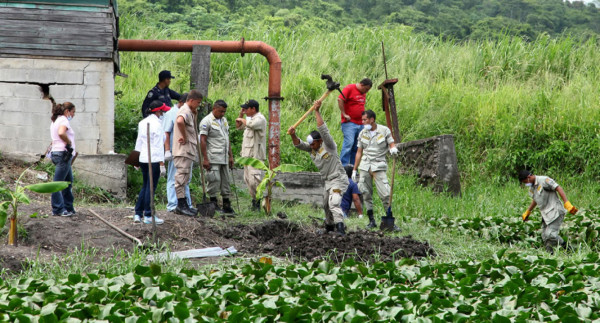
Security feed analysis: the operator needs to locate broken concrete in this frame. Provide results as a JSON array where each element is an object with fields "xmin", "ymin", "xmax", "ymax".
[
  {"xmin": 0, "ymin": 57, "xmax": 115, "ymax": 156},
  {"xmin": 396, "ymin": 134, "xmax": 461, "ymax": 196},
  {"xmin": 72, "ymin": 154, "xmax": 127, "ymax": 199}
]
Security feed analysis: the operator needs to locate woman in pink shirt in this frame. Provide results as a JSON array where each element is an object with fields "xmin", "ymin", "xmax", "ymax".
[{"xmin": 49, "ymin": 101, "xmax": 76, "ymax": 217}]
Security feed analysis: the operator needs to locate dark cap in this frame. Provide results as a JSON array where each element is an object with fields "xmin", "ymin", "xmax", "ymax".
[
  {"xmin": 518, "ymin": 170, "xmax": 532, "ymax": 181},
  {"xmin": 158, "ymin": 70, "xmax": 175, "ymax": 81},
  {"xmin": 240, "ymin": 99, "xmax": 259, "ymax": 109}
]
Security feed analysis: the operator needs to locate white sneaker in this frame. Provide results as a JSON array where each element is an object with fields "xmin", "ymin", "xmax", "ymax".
[
  {"xmin": 143, "ymin": 216, "xmax": 164, "ymax": 225},
  {"xmin": 133, "ymin": 214, "xmax": 142, "ymax": 223}
]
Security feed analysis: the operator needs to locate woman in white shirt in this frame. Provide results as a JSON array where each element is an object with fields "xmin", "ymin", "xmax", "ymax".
[
  {"xmin": 49, "ymin": 101, "xmax": 77, "ymax": 216},
  {"xmin": 134, "ymin": 100, "xmax": 169, "ymax": 224}
]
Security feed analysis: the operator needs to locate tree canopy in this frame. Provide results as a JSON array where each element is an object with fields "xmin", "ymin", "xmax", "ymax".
[{"xmin": 119, "ymin": 0, "xmax": 600, "ymax": 40}]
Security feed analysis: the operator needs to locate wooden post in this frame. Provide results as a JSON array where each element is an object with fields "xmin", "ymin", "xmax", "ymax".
[{"xmin": 147, "ymin": 123, "xmax": 157, "ymax": 245}]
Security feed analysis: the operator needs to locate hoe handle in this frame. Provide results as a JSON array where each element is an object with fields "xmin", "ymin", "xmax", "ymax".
[{"xmin": 287, "ymin": 90, "xmax": 332, "ymax": 134}]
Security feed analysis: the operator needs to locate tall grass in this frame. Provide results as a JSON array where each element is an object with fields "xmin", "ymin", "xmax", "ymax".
[{"xmin": 115, "ymin": 12, "xmax": 600, "ymax": 183}]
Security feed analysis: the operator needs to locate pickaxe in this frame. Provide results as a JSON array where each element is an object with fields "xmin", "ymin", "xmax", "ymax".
[{"xmin": 287, "ymin": 74, "xmax": 344, "ymax": 134}]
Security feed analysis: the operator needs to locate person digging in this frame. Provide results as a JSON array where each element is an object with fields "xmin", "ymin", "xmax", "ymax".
[
  {"xmin": 288, "ymin": 100, "xmax": 348, "ymax": 236},
  {"xmin": 519, "ymin": 170, "xmax": 578, "ymax": 253},
  {"xmin": 352, "ymin": 109, "xmax": 400, "ymax": 231}
]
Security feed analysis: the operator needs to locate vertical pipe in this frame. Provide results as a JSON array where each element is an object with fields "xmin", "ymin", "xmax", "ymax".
[{"xmin": 118, "ymin": 39, "xmax": 283, "ymax": 168}]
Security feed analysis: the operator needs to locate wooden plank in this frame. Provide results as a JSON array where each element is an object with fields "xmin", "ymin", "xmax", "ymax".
[
  {"xmin": 9, "ymin": 0, "xmax": 111, "ymax": 6},
  {"xmin": 0, "ymin": 12, "xmax": 113, "ymax": 24},
  {"xmin": 0, "ymin": 28, "xmax": 112, "ymax": 39},
  {"xmin": 0, "ymin": 47, "xmax": 112, "ymax": 59},
  {"xmin": 0, "ymin": 41, "xmax": 112, "ymax": 53},
  {"xmin": 0, "ymin": 6, "xmax": 112, "ymax": 17},
  {"xmin": 0, "ymin": 36, "xmax": 113, "ymax": 47},
  {"xmin": 0, "ymin": 20, "xmax": 113, "ymax": 33}
]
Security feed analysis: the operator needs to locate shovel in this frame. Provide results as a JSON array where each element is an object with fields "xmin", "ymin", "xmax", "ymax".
[
  {"xmin": 194, "ymin": 111, "xmax": 215, "ymax": 217},
  {"xmin": 380, "ymin": 156, "xmax": 398, "ymax": 232}
]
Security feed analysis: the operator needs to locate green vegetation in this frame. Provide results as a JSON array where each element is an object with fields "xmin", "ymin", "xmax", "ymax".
[
  {"xmin": 120, "ymin": 0, "xmax": 600, "ymax": 41},
  {"xmin": 3, "ymin": 253, "xmax": 600, "ymax": 321},
  {"xmin": 115, "ymin": 14, "xmax": 600, "ymax": 183},
  {"xmin": 236, "ymin": 157, "xmax": 303, "ymax": 214},
  {"xmin": 4, "ymin": 1, "xmax": 600, "ymax": 321}
]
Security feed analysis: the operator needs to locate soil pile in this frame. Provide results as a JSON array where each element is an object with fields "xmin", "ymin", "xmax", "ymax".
[{"xmin": 220, "ymin": 220, "xmax": 435, "ymax": 262}]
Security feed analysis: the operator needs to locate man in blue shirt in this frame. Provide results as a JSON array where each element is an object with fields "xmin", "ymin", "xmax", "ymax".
[
  {"xmin": 142, "ymin": 70, "xmax": 181, "ymax": 118},
  {"xmin": 163, "ymin": 93, "xmax": 194, "ymax": 213},
  {"xmin": 341, "ymin": 166, "xmax": 363, "ymax": 218}
]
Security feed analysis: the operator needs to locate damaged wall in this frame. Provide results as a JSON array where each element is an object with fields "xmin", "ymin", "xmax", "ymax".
[
  {"xmin": 0, "ymin": 58, "xmax": 115, "ymax": 156},
  {"xmin": 396, "ymin": 134, "xmax": 461, "ymax": 196}
]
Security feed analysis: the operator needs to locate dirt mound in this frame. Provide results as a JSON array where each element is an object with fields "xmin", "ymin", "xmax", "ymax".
[
  {"xmin": 219, "ymin": 220, "xmax": 435, "ymax": 262},
  {"xmin": 6, "ymin": 204, "xmax": 434, "ymax": 271}
]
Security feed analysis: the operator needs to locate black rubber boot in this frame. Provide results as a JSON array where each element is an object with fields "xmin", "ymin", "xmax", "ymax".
[
  {"xmin": 222, "ymin": 198, "xmax": 236, "ymax": 214},
  {"xmin": 325, "ymin": 224, "xmax": 335, "ymax": 232},
  {"xmin": 336, "ymin": 222, "xmax": 346, "ymax": 236},
  {"xmin": 175, "ymin": 198, "xmax": 196, "ymax": 216},
  {"xmin": 210, "ymin": 197, "xmax": 223, "ymax": 212},
  {"xmin": 366, "ymin": 210, "xmax": 377, "ymax": 229}
]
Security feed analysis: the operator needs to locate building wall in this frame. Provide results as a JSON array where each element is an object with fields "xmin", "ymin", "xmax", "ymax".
[{"xmin": 0, "ymin": 57, "xmax": 114, "ymax": 156}]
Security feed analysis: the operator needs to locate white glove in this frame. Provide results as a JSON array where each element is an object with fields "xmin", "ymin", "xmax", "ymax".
[
  {"xmin": 160, "ymin": 165, "xmax": 166, "ymax": 177},
  {"xmin": 164, "ymin": 151, "xmax": 173, "ymax": 161},
  {"xmin": 389, "ymin": 147, "xmax": 398, "ymax": 155},
  {"xmin": 351, "ymin": 170, "xmax": 357, "ymax": 182}
]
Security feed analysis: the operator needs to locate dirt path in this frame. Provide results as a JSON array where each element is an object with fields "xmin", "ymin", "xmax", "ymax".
[{"xmin": 0, "ymin": 157, "xmax": 434, "ymax": 273}]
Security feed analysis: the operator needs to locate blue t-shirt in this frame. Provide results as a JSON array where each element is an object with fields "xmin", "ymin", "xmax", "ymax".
[
  {"xmin": 162, "ymin": 104, "xmax": 180, "ymax": 150},
  {"xmin": 341, "ymin": 178, "xmax": 360, "ymax": 212}
]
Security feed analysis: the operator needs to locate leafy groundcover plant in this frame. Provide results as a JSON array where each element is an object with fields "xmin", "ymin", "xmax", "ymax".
[{"xmin": 1, "ymin": 252, "xmax": 599, "ymax": 321}]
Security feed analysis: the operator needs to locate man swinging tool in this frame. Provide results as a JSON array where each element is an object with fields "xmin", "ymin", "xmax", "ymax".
[
  {"xmin": 519, "ymin": 170, "xmax": 578, "ymax": 253},
  {"xmin": 288, "ymin": 100, "xmax": 348, "ymax": 236},
  {"xmin": 352, "ymin": 110, "xmax": 399, "ymax": 230}
]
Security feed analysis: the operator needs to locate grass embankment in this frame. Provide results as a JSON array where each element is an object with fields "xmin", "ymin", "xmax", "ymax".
[{"xmin": 116, "ymin": 15, "xmax": 600, "ymax": 182}]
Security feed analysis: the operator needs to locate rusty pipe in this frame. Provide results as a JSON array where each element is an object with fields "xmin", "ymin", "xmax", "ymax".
[{"xmin": 118, "ymin": 39, "xmax": 282, "ymax": 168}]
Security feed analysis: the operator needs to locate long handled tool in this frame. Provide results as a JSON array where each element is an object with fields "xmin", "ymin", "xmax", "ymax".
[
  {"xmin": 147, "ymin": 123, "xmax": 158, "ymax": 244},
  {"xmin": 379, "ymin": 41, "xmax": 401, "ymax": 233},
  {"xmin": 230, "ymin": 168, "xmax": 241, "ymax": 214},
  {"xmin": 88, "ymin": 209, "xmax": 143, "ymax": 247},
  {"xmin": 287, "ymin": 74, "xmax": 343, "ymax": 134},
  {"xmin": 194, "ymin": 111, "xmax": 215, "ymax": 217}
]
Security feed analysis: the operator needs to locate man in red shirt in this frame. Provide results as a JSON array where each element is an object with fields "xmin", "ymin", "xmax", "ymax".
[{"xmin": 337, "ymin": 78, "xmax": 372, "ymax": 166}]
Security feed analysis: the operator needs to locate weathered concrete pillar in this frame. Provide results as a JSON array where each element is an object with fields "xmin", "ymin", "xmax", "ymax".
[
  {"xmin": 190, "ymin": 45, "xmax": 210, "ymax": 98},
  {"xmin": 396, "ymin": 134, "xmax": 461, "ymax": 196}
]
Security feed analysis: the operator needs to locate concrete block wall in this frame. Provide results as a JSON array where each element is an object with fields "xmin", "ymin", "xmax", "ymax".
[
  {"xmin": 0, "ymin": 57, "xmax": 114, "ymax": 157},
  {"xmin": 396, "ymin": 134, "xmax": 461, "ymax": 196},
  {"xmin": 73, "ymin": 154, "xmax": 127, "ymax": 199}
]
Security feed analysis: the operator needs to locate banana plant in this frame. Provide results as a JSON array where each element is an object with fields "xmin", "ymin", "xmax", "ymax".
[
  {"xmin": 0, "ymin": 168, "xmax": 69, "ymax": 246},
  {"xmin": 236, "ymin": 157, "xmax": 303, "ymax": 215}
]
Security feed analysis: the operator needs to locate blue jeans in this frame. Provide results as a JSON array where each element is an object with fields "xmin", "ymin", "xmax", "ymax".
[
  {"xmin": 50, "ymin": 152, "xmax": 74, "ymax": 215},
  {"xmin": 340, "ymin": 122, "xmax": 363, "ymax": 166},
  {"xmin": 166, "ymin": 159, "xmax": 192, "ymax": 211},
  {"xmin": 135, "ymin": 162, "xmax": 160, "ymax": 217}
]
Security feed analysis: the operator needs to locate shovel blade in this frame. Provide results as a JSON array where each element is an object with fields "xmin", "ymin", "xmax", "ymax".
[
  {"xmin": 379, "ymin": 215, "xmax": 395, "ymax": 232},
  {"xmin": 197, "ymin": 202, "xmax": 215, "ymax": 217}
]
